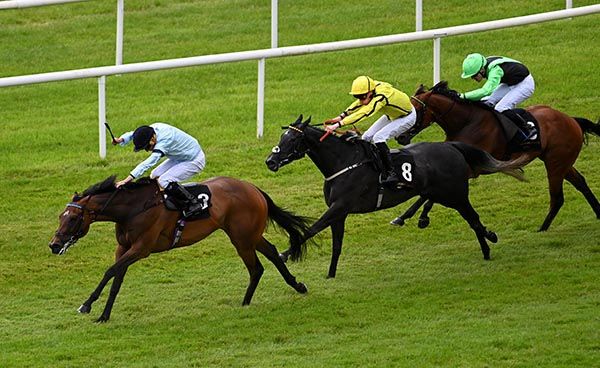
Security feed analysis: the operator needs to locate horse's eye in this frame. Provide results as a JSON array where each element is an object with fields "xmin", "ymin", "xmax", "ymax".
[{"xmin": 271, "ymin": 146, "xmax": 280, "ymax": 153}]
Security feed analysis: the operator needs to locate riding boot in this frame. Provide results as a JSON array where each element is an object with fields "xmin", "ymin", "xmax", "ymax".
[
  {"xmin": 502, "ymin": 109, "xmax": 534, "ymax": 140},
  {"xmin": 164, "ymin": 182, "xmax": 204, "ymax": 217},
  {"xmin": 375, "ymin": 142, "xmax": 399, "ymax": 184}
]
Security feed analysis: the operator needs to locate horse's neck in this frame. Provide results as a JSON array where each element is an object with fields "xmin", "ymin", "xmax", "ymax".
[
  {"xmin": 90, "ymin": 185, "xmax": 159, "ymax": 222},
  {"xmin": 305, "ymin": 130, "xmax": 365, "ymax": 178},
  {"xmin": 434, "ymin": 98, "xmax": 490, "ymax": 134}
]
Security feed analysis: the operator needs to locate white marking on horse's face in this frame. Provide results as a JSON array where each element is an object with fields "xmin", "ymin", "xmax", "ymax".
[
  {"xmin": 271, "ymin": 146, "xmax": 280, "ymax": 153},
  {"xmin": 62, "ymin": 210, "xmax": 70, "ymax": 217}
]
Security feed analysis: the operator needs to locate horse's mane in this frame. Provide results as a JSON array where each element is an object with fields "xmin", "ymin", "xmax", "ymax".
[
  {"xmin": 431, "ymin": 80, "xmax": 462, "ymax": 100},
  {"xmin": 74, "ymin": 175, "xmax": 156, "ymax": 200},
  {"xmin": 429, "ymin": 81, "xmax": 495, "ymax": 111}
]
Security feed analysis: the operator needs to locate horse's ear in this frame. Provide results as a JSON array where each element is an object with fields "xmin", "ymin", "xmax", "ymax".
[
  {"xmin": 294, "ymin": 114, "xmax": 303, "ymax": 125},
  {"xmin": 415, "ymin": 84, "xmax": 426, "ymax": 95},
  {"xmin": 304, "ymin": 116, "xmax": 312, "ymax": 124}
]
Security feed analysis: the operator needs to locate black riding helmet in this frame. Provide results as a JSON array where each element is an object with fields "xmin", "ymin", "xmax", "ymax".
[{"xmin": 132, "ymin": 125, "xmax": 155, "ymax": 151}]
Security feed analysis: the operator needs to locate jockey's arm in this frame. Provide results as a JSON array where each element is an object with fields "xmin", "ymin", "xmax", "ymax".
[{"xmin": 463, "ymin": 66, "xmax": 504, "ymax": 101}]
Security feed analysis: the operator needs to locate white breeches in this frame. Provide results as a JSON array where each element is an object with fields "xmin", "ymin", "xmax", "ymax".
[
  {"xmin": 485, "ymin": 74, "xmax": 535, "ymax": 112},
  {"xmin": 151, "ymin": 150, "xmax": 206, "ymax": 188},
  {"xmin": 362, "ymin": 107, "xmax": 417, "ymax": 144}
]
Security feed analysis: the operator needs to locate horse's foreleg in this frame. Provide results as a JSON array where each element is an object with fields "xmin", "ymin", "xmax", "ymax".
[
  {"xmin": 280, "ymin": 205, "xmax": 348, "ymax": 265},
  {"xmin": 390, "ymin": 196, "xmax": 427, "ymax": 226},
  {"xmin": 327, "ymin": 217, "xmax": 347, "ymax": 279},
  {"xmin": 95, "ymin": 253, "xmax": 141, "ymax": 323},
  {"xmin": 565, "ymin": 167, "xmax": 600, "ymax": 219},
  {"xmin": 78, "ymin": 268, "xmax": 116, "ymax": 315},
  {"xmin": 256, "ymin": 238, "xmax": 307, "ymax": 294},
  {"xmin": 78, "ymin": 244, "xmax": 129, "ymax": 315}
]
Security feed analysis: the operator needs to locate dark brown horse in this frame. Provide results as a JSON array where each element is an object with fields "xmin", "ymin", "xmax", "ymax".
[
  {"xmin": 394, "ymin": 81, "xmax": 600, "ymax": 231},
  {"xmin": 49, "ymin": 176, "xmax": 312, "ymax": 322}
]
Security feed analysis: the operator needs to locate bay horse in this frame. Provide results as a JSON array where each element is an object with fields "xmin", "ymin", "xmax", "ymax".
[
  {"xmin": 265, "ymin": 115, "xmax": 527, "ymax": 278},
  {"xmin": 394, "ymin": 81, "xmax": 600, "ymax": 231},
  {"xmin": 49, "ymin": 176, "xmax": 312, "ymax": 322}
]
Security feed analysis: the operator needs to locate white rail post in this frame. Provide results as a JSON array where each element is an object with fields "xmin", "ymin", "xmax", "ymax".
[
  {"xmin": 98, "ymin": 76, "xmax": 107, "ymax": 159},
  {"xmin": 116, "ymin": 0, "xmax": 124, "ymax": 65},
  {"xmin": 416, "ymin": 0, "xmax": 423, "ymax": 31},
  {"xmin": 257, "ymin": 59, "xmax": 265, "ymax": 138},
  {"xmin": 271, "ymin": 0, "xmax": 278, "ymax": 48},
  {"xmin": 433, "ymin": 36, "xmax": 442, "ymax": 85},
  {"xmin": 256, "ymin": 0, "xmax": 277, "ymax": 138},
  {"xmin": 566, "ymin": 1, "xmax": 572, "ymax": 9}
]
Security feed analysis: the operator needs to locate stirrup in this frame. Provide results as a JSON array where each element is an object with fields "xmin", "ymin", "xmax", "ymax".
[
  {"xmin": 380, "ymin": 172, "xmax": 399, "ymax": 184},
  {"xmin": 182, "ymin": 201, "xmax": 204, "ymax": 218}
]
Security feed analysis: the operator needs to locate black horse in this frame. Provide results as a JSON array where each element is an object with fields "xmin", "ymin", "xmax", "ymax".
[{"xmin": 265, "ymin": 115, "xmax": 527, "ymax": 278}]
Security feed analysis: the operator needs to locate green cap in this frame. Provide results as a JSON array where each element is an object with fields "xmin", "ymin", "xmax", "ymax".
[{"xmin": 461, "ymin": 53, "xmax": 486, "ymax": 78}]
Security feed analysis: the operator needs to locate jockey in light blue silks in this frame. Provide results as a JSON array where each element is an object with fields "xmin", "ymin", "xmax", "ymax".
[{"xmin": 113, "ymin": 122, "xmax": 206, "ymax": 217}]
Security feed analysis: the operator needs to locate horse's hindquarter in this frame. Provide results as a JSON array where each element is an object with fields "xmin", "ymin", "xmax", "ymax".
[
  {"xmin": 528, "ymin": 105, "xmax": 583, "ymax": 155},
  {"xmin": 411, "ymin": 143, "xmax": 470, "ymax": 204},
  {"xmin": 187, "ymin": 177, "xmax": 267, "ymax": 244}
]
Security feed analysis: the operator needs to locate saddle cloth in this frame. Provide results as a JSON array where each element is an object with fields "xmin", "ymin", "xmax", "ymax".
[
  {"xmin": 389, "ymin": 148, "xmax": 416, "ymax": 187},
  {"xmin": 164, "ymin": 183, "xmax": 212, "ymax": 220}
]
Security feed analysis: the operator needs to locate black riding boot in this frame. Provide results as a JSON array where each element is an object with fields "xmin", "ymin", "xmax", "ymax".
[
  {"xmin": 502, "ymin": 109, "xmax": 534, "ymax": 140},
  {"xmin": 165, "ymin": 182, "xmax": 204, "ymax": 217},
  {"xmin": 375, "ymin": 142, "xmax": 399, "ymax": 184}
]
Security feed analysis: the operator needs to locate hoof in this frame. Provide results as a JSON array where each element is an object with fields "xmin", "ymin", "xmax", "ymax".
[
  {"xmin": 486, "ymin": 231, "xmax": 498, "ymax": 243},
  {"xmin": 95, "ymin": 316, "xmax": 109, "ymax": 323},
  {"xmin": 295, "ymin": 282, "xmax": 308, "ymax": 294},
  {"xmin": 390, "ymin": 217, "xmax": 405, "ymax": 226},
  {"xmin": 279, "ymin": 253, "xmax": 289, "ymax": 263},
  {"xmin": 78, "ymin": 304, "xmax": 91, "ymax": 314},
  {"xmin": 417, "ymin": 217, "xmax": 430, "ymax": 229}
]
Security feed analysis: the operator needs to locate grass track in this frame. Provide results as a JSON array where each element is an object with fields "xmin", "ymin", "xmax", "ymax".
[{"xmin": 1, "ymin": 1, "xmax": 599, "ymax": 367}]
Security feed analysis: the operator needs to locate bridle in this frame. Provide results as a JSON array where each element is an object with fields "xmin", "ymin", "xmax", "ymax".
[
  {"xmin": 54, "ymin": 188, "xmax": 121, "ymax": 255},
  {"xmin": 270, "ymin": 124, "xmax": 312, "ymax": 165}
]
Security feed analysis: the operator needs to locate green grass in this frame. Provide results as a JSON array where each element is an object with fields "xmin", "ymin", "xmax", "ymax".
[{"xmin": 1, "ymin": 1, "xmax": 599, "ymax": 367}]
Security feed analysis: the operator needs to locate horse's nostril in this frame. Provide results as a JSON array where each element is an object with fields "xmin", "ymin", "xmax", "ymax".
[{"xmin": 265, "ymin": 159, "xmax": 279, "ymax": 172}]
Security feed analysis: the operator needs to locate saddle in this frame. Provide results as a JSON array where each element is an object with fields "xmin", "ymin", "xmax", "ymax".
[
  {"xmin": 163, "ymin": 183, "xmax": 212, "ymax": 220},
  {"xmin": 361, "ymin": 141, "xmax": 415, "ymax": 189},
  {"xmin": 496, "ymin": 109, "xmax": 541, "ymax": 152}
]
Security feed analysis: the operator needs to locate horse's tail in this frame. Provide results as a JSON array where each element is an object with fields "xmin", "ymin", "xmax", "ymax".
[
  {"xmin": 573, "ymin": 117, "xmax": 600, "ymax": 140},
  {"xmin": 448, "ymin": 142, "xmax": 528, "ymax": 182},
  {"xmin": 259, "ymin": 189, "xmax": 313, "ymax": 261}
]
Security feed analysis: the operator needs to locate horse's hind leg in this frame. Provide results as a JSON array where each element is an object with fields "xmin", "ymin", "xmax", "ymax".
[
  {"xmin": 235, "ymin": 246, "xmax": 264, "ymax": 306},
  {"xmin": 390, "ymin": 196, "xmax": 427, "ymax": 226},
  {"xmin": 256, "ymin": 237, "xmax": 307, "ymax": 294},
  {"xmin": 539, "ymin": 166, "xmax": 567, "ymax": 231},
  {"xmin": 565, "ymin": 167, "xmax": 600, "ymax": 219},
  {"xmin": 454, "ymin": 202, "xmax": 494, "ymax": 260},
  {"xmin": 417, "ymin": 200, "xmax": 434, "ymax": 229}
]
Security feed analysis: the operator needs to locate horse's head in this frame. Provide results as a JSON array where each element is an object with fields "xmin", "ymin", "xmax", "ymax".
[
  {"xmin": 403, "ymin": 81, "xmax": 467, "ymax": 141},
  {"xmin": 48, "ymin": 175, "xmax": 123, "ymax": 255},
  {"xmin": 49, "ymin": 195, "xmax": 94, "ymax": 255},
  {"xmin": 265, "ymin": 115, "xmax": 312, "ymax": 172}
]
